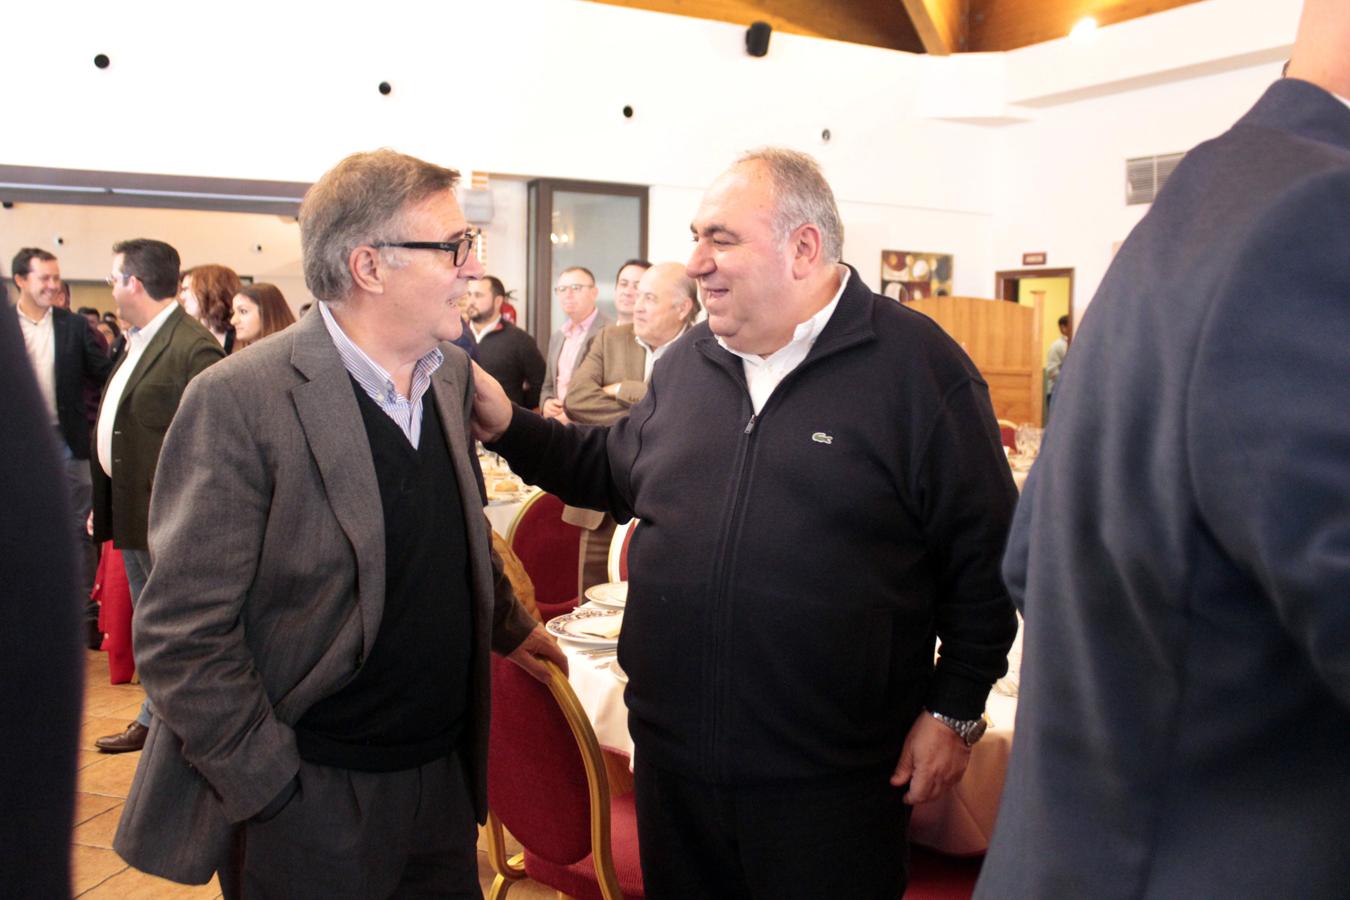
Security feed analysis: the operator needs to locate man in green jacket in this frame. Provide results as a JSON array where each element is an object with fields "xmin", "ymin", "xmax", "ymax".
[{"xmin": 91, "ymin": 239, "xmax": 224, "ymax": 753}]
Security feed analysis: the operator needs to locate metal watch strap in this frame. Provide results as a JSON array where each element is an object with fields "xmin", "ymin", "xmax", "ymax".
[{"xmin": 927, "ymin": 709, "xmax": 987, "ymax": 746}]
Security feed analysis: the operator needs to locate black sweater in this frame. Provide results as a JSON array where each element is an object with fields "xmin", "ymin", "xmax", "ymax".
[
  {"xmin": 493, "ymin": 267, "xmax": 1018, "ymax": 783},
  {"xmin": 297, "ymin": 382, "xmax": 474, "ymax": 771}
]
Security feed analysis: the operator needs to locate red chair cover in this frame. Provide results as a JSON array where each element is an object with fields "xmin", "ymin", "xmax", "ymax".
[
  {"xmin": 488, "ymin": 656, "xmax": 644, "ymax": 898},
  {"xmin": 617, "ymin": 521, "xmax": 636, "ymax": 582},
  {"xmin": 508, "ymin": 492, "xmax": 581, "ymax": 621},
  {"xmin": 904, "ymin": 845, "xmax": 983, "ymax": 899}
]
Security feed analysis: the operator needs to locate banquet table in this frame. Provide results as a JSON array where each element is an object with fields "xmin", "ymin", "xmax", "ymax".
[
  {"xmin": 556, "ymin": 598, "xmax": 1022, "ymax": 857},
  {"xmin": 484, "ymin": 485, "xmax": 539, "ymax": 537}
]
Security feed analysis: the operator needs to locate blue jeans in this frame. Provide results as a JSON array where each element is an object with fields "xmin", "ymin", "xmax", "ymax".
[
  {"xmin": 121, "ymin": 548, "xmax": 155, "ymax": 728},
  {"xmin": 57, "ymin": 439, "xmax": 97, "ymax": 618}
]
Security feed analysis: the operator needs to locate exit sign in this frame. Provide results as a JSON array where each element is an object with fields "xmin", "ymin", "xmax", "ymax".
[{"xmin": 1022, "ymin": 252, "xmax": 1047, "ymax": 266}]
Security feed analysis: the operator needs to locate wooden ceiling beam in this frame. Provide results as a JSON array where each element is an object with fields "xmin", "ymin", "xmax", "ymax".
[
  {"xmin": 898, "ymin": 0, "xmax": 967, "ymax": 56},
  {"xmin": 582, "ymin": 0, "xmax": 924, "ymax": 53},
  {"xmin": 967, "ymin": 0, "xmax": 1209, "ymax": 53}
]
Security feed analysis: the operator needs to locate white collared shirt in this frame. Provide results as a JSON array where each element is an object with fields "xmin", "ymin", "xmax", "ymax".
[
  {"xmin": 318, "ymin": 302, "xmax": 444, "ymax": 448},
  {"xmin": 717, "ymin": 266, "xmax": 850, "ymax": 414},
  {"xmin": 636, "ymin": 324, "xmax": 689, "ymax": 383},
  {"xmin": 16, "ymin": 304, "xmax": 58, "ymax": 427},
  {"xmin": 97, "ymin": 302, "xmax": 179, "ymax": 477},
  {"xmin": 470, "ymin": 315, "xmax": 502, "ymax": 343}
]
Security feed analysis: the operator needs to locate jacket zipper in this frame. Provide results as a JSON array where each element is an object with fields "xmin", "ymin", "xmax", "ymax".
[{"xmin": 696, "ymin": 329, "xmax": 871, "ymax": 778}]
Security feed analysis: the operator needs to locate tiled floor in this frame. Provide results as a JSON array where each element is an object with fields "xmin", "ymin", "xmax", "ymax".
[{"xmin": 73, "ymin": 651, "xmax": 559, "ymax": 899}]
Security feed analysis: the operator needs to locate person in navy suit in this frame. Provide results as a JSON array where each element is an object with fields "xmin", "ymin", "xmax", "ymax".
[
  {"xmin": 0, "ymin": 274, "xmax": 83, "ymax": 898},
  {"xmin": 977, "ymin": 2, "xmax": 1350, "ymax": 896},
  {"xmin": 11, "ymin": 248, "xmax": 114, "ymax": 647}
]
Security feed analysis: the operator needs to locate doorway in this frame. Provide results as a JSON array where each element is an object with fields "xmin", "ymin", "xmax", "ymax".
[
  {"xmin": 528, "ymin": 179, "xmax": 648, "ymax": 346},
  {"xmin": 996, "ymin": 268, "xmax": 1073, "ymax": 418}
]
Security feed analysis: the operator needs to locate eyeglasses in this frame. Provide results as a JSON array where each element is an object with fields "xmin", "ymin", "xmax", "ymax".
[
  {"xmin": 373, "ymin": 229, "xmax": 480, "ymax": 267},
  {"xmin": 553, "ymin": 283, "xmax": 595, "ymax": 296},
  {"xmin": 105, "ymin": 272, "xmax": 129, "ymax": 287}
]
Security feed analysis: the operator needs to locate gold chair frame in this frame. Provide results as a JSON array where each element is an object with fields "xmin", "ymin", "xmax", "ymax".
[
  {"xmin": 484, "ymin": 660, "xmax": 626, "ymax": 900},
  {"xmin": 503, "ymin": 487, "xmax": 550, "ymax": 549},
  {"xmin": 606, "ymin": 518, "xmax": 638, "ymax": 585}
]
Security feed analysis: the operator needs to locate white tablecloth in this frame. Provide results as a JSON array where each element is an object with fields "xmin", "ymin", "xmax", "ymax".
[
  {"xmin": 558, "ymin": 600, "xmax": 1023, "ymax": 855},
  {"xmin": 559, "ymin": 621, "xmax": 634, "ymax": 759},
  {"xmin": 484, "ymin": 487, "xmax": 539, "ymax": 537}
]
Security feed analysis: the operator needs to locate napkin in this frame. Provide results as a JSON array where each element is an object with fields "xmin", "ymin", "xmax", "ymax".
[{"xmin": 572, "ymin": 615, "xmax": 623, "ymax": 638}]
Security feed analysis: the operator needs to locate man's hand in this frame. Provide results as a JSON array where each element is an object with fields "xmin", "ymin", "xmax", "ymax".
[
  {"xmin": 602, "ymin": 383, "xmax": 621, "ymax": 399},
  {"xmin": 890, "ymin": 711, "xmax": 972, "ymax": 805},
  {"xmin": 504, "ymin": 624, "xmax": 569, "ymax": 683},
  {"xmin": 541, "ymin": 398, "xmax": 569, "ymax": 423},
  {"xmin": 470, "ymin": 361, "xmax": 514, "ymax": 443}
]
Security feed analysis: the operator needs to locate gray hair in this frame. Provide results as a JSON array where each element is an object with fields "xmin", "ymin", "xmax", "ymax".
[
  {"xmin": 299, "ymin": 149, "xmax": 460, "ymax": 302},
  {"xmin": 736, "ymin": 147, "xmax": 843, "ymax": 263}
]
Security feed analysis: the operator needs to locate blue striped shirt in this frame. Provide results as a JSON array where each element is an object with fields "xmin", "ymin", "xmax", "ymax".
[{"xmin": 318, "ymin": 302, "xmax": 444, "ymax": 448}]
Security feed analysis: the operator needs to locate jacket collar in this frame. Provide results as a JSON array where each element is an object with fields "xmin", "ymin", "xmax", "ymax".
[
  {"xmin": 694, "ymin": 262, "xmax": 877, "ymax": 378},
  {"xmin": 1239, "ymin": 78, "xmax": 1350, "ymax": 152}
]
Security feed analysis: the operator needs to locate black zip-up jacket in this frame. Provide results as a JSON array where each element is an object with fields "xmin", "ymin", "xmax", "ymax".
[{"xmin": 493, "ymin": 267, "xmax": 1018, "ymax": 783}]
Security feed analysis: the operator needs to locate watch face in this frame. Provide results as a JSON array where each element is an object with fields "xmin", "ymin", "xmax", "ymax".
[{"xmin": 966, "ymin": 717, "xmax": 988, "ymax": 744}]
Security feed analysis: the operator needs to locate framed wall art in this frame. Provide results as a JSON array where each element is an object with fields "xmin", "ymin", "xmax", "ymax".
[{"xmin": 881, "ymin": 250, "xmax": 953, "ymax": 302}]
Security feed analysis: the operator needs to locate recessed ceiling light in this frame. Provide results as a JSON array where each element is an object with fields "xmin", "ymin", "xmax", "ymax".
[{"xmin": 1070, "ymin": 17, "xmax": 1098, "ymax": 41}]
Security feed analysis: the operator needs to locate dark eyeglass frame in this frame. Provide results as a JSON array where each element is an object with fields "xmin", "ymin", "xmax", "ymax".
[{"xmin": 372, "ymin": 229, "xmax": 480, "ymax": 267}]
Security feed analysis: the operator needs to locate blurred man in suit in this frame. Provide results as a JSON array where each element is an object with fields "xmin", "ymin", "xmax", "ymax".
[
  {"xmin": 11, "ymin": 247, "xmax": 114, "ymax": 648},
  {"xmin": 0, "ymin": 283, "xmax": 83, "ymax": 899},
  {"xmin": 538, "ymin": 266, "xmax": 610, "ymax": 424},
  {"xmin": 113, "ymin": 149, "xmax": 562, "ymax": 897},
  {"xmin": 978, "ymin": 3, "xmax": 1350, "ymax": 896},
  {"xmin": 465, "ymin": 275, "xmax": 546, "ymax": 409},
  {"xmin": 564, "ymin": 262, "xmax": 698, "ymax": 595},
  {"xmin": 92, "ymin": 239, "xmax": 225, "ymax": 753},
  {"xmin": 612, "ymin": 258, "xmax": 650, "ymax": 325}
]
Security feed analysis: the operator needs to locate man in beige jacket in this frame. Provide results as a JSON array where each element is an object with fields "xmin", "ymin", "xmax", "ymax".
[{"xmin": 564, "ymin": 262, "xmax": 698, "ymax": 594}]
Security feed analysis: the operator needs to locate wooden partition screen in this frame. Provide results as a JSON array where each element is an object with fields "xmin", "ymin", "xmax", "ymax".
[{"xmin": 906, "ymin": 296, "xmax": 1042, "ymax": 426}]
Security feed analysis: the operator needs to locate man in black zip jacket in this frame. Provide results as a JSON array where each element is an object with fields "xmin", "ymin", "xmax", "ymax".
[{"xmin": 474, "ymin": 148, "xmax": 1018, "ymax": 899}]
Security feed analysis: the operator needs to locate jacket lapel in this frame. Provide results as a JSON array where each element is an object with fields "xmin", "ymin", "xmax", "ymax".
[
  {"xmin": 117, "ymin": 305, "xmax": 183, "ymax": 406},
  {"xmin": 288, "ymin": 311, "xmax": 386, "ymax": 660},
  {"xmin": 430, "ymin": 357, "xmax": 490, "ymax": 549}
]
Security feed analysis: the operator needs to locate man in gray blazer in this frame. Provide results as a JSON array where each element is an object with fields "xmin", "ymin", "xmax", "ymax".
[
  {"xmin": 538, "ymin": 266, "xmax": 611, "ymax": 424},
  {"xmin": 977, "ymin": 2, "xmax": 1350, "ymax": 896},
  {"xmin": 114, "ymin": 149, "xmax": 563, "ymax": 897}
]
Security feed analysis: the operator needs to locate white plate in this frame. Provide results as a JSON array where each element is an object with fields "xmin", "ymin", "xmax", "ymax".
[
  {"xmin": 547, "ymin": 608, "xmax": 623, "ymax": 645},
  {"xmin": 584, "ymin": 581, "xmax": 628, "ymax": 609}
]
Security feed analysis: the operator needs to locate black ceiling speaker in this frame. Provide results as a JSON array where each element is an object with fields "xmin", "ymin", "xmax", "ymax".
[{"xmin": 746, "ymin": 21, "xmax": 772, "ymax": 57}]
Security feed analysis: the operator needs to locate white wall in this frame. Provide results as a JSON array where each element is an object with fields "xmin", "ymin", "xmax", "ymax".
[
  {"xmin": 0, "ymin": 0, "xmax": 1307, "ymax": 324},
  {"xmin": 0, "ymin": 204, "xmax": 309, "ymax": 310}
]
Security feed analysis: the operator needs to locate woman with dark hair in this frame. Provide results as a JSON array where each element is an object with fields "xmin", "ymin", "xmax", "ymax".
[
  {"xmin": 230, "ymin": 283, "xmax": 296, "ymax": 349},
  {"xmin": 180, "ymin": 264, "xmax": 241, "ymax": 352},
  {"xmin": 96, "ymin": 317, "xmax": 121, "ymax": 351}
]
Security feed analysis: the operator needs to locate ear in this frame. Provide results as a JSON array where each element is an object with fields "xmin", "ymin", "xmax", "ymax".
[
  {"xmin": 788, "ymin": 223, "xmax": 823, "ymax": 279},
  {"xmin": 349, "ymin": 244, "xmax": 386, "ymax": 295}
]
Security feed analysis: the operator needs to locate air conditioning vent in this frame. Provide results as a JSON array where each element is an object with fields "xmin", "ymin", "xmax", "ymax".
[{"xmin": 1125, "ymin": 152, "xmax": 1185, "ymax": 205}]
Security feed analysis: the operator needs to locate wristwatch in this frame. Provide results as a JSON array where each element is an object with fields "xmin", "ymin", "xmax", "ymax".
[{"xmin": 927, "ymin": 710, "xmax": 988, "ymax": 747}]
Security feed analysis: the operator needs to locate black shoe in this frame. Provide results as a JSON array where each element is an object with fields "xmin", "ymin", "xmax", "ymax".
[
  {"xmin": 86, "ymin": 619, "xmax": 104, "ymax": 651},
  {"xmin": 95, "ymin": 721, "xmax": 148, "ymax": 753}
]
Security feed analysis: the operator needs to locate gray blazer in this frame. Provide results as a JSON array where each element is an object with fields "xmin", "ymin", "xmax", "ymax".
[
  {"xmin": 113, "ymin": 310, "xmax": 536, "ymax": 884},
  {"xmin": 538, "ymin": 309, "xmax": 612, "ymax": 408}
]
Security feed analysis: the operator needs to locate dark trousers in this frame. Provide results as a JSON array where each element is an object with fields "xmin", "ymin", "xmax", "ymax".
[
  {"xmin": 231, "ymin": 753, "xmax": 480, "ymax": 899},
  {"xmin": 634, "ymin": 755, "xmax": 911, "ymax": 900}
]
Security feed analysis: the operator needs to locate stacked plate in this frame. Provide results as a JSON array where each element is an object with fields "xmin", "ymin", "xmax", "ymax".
[
  {"xmin": 547, "ymin": 607, "xmax": 623, "ymax": 646},
  {"xmin": 584, "ymin": 581, "xmax": 628, "ymax": 610}
]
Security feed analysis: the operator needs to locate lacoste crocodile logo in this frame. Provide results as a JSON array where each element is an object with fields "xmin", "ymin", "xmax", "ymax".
[{"xmin": 811, "ymin": 432, "xmax": 834, "ymax": 445}]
